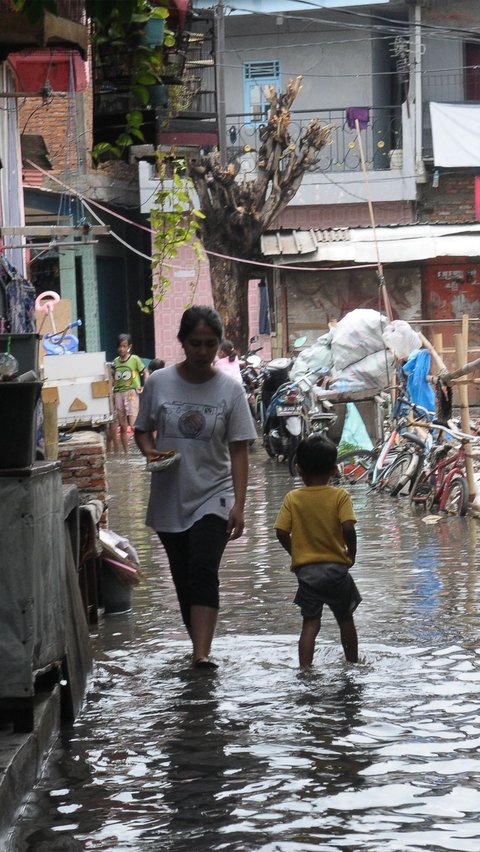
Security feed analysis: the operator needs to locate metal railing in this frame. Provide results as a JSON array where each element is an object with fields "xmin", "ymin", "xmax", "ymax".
[
  {"xmin": 225, "ymin": 106, "xmax": 402, "ymax": 175},
  {"xmin": 421, "ymin": 68, "xmax": 479, "ymax": 160}
]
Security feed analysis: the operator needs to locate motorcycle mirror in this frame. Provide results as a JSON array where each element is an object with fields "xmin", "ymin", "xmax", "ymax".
[
  {"xmin": 293, "ymin": 336, "xmax": 307, "ymax": 349},
  {"xmin": 247, "ymin": 354, "xmax": 262, "ymax": 368},
  {"xmin": 249, "ymin": 335, "xmax": 259, "ymax": 344}
]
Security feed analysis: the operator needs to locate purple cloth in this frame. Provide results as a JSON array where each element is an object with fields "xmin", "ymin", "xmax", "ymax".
[{"xmin": 346, "ymin": 107, "xmax": 370, "ymax": 130}]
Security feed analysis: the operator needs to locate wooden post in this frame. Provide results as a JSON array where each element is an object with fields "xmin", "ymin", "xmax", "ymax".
[
  {"xmin": 42, "ymin": 390, "xmax": 59, "ymax": 461},
  {"xmin": 355, "ymin": 118, "xmax": 393, "ymax": 323},
  {"xmin": 454, "ymin": 332, "xmax": 476, "ymax": 502},
  {"xmin": 432, "ymin": 332, "xmax": 444, "ymax": 361}
]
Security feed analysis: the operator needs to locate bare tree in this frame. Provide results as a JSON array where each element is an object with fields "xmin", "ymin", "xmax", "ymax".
[{"xmin": 188, "ymin": 77, "xmax": 331, "ymax": 351}]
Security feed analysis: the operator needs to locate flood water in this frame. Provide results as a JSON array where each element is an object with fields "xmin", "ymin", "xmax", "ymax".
[{"xmin": 9, "ymin": 443, "xmax": 480, "ymax": 851}]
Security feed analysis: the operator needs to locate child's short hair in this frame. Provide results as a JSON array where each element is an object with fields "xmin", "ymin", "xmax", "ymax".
[
  {"xmin": 296, "ymin": 433, "xmax": 337, "ymax": 476},
  {"xmin": 148, "ymin": 358, "xmax": 165, "ymax": 372}
]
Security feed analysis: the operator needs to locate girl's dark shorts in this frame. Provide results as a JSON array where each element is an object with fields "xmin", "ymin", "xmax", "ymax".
[
  {"xmin": 294, "ymin": 562, "xmax": 362, "ymax": 621},
  {"xmin": 158, "ymin": 514, "xmax": 229, "ymax": 624}
]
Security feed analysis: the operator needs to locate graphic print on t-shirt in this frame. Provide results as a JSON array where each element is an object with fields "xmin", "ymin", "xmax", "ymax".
[{"xmin": 162, "ymin": 401, "xmax": 223, "ymax": 441}]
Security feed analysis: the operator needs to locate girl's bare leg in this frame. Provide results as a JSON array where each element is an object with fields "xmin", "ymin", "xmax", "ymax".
[
  {"xmin": 298, "ymin": 617, "xmax": 321, "ymax": 667},
  {"xmin": 117, "ymin": 412, "xmax": 129, "ymax": 454}
]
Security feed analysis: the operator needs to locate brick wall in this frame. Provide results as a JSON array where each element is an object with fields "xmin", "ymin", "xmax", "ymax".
[
  {"xmin": 275, "ymin": 201, "xmax": 414, "ymax": 229},
  {"xmin": 417, "ymin": 173, "xmax": 477, "ymax": 224},
  {"xmin": 57, "ymin": 430, "xmax": 107, "ymax": 506}
]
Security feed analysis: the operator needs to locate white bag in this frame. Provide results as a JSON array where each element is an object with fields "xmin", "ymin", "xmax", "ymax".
[
  {"xmin": 382, "ymin": 320, "xmax": 422, "ymax": 360},
  {"xmin": 331, "ymin": 349, "xmax": 394, "ymax": 390},
  {"xmin": 290, "ymin": 330, "xmax": 333, "ymax": 379},
  {"xmin": 331, "ymin": 309, "xmax": 388, "ymax": 370}
]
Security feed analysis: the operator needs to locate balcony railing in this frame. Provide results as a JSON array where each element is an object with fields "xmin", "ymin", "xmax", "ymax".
[
  {"xmin": 225, "ymin": 106, "xmax": 402, "ymax": 176},
  {"xmin": 421, "ymin": 68, "xmax": 480, "ymax": 160}
]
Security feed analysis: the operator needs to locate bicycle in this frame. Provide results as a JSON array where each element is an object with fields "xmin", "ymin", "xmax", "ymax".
[
  {"xmin": 333, "ymin": 399, "xmax": 430, "ymax": 488},
  {"xmin": 409, "ymin": 423, "xmax": 480, "ymax": 516},
  {"xmin": 369, "ymin": 399, "xmax": 433, "ymax": 492}
]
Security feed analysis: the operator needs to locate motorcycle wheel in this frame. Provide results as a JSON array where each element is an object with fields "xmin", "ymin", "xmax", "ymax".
[{"xmin": 263, "ymin": 432, "xmax": 277, "ymax": 459}]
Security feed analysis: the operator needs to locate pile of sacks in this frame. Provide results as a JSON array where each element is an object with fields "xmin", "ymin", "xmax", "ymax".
[{"xmin": 290, "ymin": 309, "xmax": 422, "ymax": 392}]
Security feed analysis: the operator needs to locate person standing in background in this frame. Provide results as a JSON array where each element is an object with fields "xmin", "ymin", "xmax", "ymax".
[
  {"xmin": 113, "ymin": 333, "xmax": 147, "ymax": 454},
  {"xmin": 216, "ymin": 339, "xmax": 243, "ymax": 384}
]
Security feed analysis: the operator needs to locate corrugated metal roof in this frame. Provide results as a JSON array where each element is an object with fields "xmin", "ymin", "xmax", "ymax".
[
  {"xmin": 261, "ymin": 224, "xmax": 480, "ymax": 264},
  {"xmin": 260, "ymin": 228, "xmax": 350, "ymax": 256}
]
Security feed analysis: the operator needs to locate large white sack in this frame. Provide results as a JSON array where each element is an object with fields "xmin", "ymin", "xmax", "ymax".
[
  {"xmin": 330, "ymin": 348, "xmax": 394, "ymax": 390},
  {"xmin": 290, "ymin": 330, "xmax": 334, "ymax": 379},
  {"xmin": 331, "ymin": 309, "xmax": 388, "ymax": 370},
  {"xmin": 382, "ymin": 319, "xmax": 422, "ymax": 360}
]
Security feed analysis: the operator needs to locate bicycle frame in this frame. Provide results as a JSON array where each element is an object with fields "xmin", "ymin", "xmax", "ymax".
[{"xmin": 415, "ymin": 445, "xmax": 466, "ymax": 510}]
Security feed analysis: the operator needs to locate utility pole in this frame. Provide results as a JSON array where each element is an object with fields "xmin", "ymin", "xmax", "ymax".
[{"xmin": 215, "ymin": 0, "xmax": 227, "ymax": 164}]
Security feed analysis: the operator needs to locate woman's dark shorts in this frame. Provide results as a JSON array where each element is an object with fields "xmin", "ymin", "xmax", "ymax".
[
  {"xmin": 158, "ymin": 514, "xmax": 229, "ymax": 628},
  {"xmin": 294, "ymin": 562, "xmax": 362, "ymax": 621}
]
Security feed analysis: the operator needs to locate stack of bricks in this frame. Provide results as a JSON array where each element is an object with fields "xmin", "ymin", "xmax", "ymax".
[{"xmin": 57, "ymin": 431, "xmax": 107, "ymax": 507}]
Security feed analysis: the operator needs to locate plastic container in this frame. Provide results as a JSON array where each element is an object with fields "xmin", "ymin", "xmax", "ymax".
[
  {"xmin": 0, "ymin": 381, "xmax": 42, "ymax": 468},
  {"xmin": 100, "ymin": 562, "xmax": 133, "ymax": 615},
  {"xmin": 0, "ymin": 334, "xmax": 39, "ymax": 376}
]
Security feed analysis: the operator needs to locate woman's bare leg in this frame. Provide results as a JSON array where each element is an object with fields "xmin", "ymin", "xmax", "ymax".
[{"xmin": 190, "ymin": 604, "xmax": 218, "ymax": 662}]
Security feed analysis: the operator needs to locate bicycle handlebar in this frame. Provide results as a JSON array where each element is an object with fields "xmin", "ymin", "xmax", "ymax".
[{"xmin": 413, "ymin": 419, "xmax": 480, "ymax": 444}]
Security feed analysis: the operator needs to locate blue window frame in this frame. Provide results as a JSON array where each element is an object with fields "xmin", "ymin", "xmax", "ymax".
[{"xmin": 243, "ymin": 60, "xmax": 280, "ymax": 124}]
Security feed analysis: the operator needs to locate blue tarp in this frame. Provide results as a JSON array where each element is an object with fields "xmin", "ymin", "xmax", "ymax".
[{"xmin": 402, "ymin": 349, "xmax": 435, "ymax": 416}]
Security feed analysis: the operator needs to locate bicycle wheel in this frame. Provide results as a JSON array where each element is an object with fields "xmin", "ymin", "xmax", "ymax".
[
  {"xmin": 386, "ymin": 451, "xmax": 421, "ymax": 497},
  {"xmin": 410, "ymin": 470, "xmax": 435, "ymax": 511},
  {"xmin": 334, "ymin": 449, "xmax": 377, "ymax": 485},
  {"xmin": 441, "ymin": 474, "xmax": 469, "ymax": 516}
]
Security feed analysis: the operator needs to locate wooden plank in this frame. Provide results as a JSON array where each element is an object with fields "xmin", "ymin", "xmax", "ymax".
[{"xmin": 41, "ymin": 386, "xmax": 59, "ymax": 404}]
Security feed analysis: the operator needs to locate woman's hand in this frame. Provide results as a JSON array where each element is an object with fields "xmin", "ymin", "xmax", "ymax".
[{"xmin": 227, "ymin": 505, "xmax": 245, "ymax": 540}]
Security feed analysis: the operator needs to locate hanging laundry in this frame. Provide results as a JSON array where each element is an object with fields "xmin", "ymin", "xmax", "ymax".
[
  {"xmin": 0, "ymin": 255, "xmax": 36, "ymax": 333},
  {"xmin": 346, "ymin": 107, "xmax": 370, "ymax": 130}
]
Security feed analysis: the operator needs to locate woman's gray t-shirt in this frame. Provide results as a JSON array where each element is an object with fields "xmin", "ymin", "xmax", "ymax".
[{"xmin": 135, "ymin": 365, "xmax": 257, "ymax": 532}]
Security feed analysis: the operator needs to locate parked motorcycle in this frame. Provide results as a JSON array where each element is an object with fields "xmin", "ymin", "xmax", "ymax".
[
  {"xmin": 262, "ymin": 362, "xmax": 307, "ymax": 464},
  {"xmin": 239, "ymin": 337, "xmax": 264, "ymax": 424},
  {"xmin": 263, "ymin": 366, "xmax": 339, "ymax": 469}
]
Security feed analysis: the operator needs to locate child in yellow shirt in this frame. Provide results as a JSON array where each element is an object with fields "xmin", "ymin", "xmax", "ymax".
[{"xmin": 274, "ymin": 433, "xmax": 361, "ymax": 667}]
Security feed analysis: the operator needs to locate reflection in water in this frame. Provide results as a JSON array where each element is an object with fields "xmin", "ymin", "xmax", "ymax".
[{"xmin": 8, "ymin": 448, "xmax": 480, "ymax": 851}]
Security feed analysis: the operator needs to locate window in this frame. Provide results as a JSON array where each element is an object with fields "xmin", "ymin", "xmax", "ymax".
[
  {"xmin": 465, "ymin": 42, "xmax": 480, "ymax": 101},
  {"xmin": 244, "ymin": 60, "xmax": 280, "ymax": 123}
]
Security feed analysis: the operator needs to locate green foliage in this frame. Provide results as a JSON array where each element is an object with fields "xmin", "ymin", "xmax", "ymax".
[
  {"xmin": 12, "ymin": 0, "xmax": 57, "ymax": 21},
  {"xmin": 138, "ymin": 152, "xmax": 205, "ymax": 312},
  {"xmin": 90, "ymin": 1, "xmax": 177, "ymax": 162}
]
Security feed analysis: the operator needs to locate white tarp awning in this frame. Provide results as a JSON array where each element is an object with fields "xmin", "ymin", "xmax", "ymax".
[
  {"xmin": 261, "ymin": 224, "xmax": 480, "ymax": 265},
  {"xmin": 430, "ymin": 102, "xmax": 480, "ymax": 168}
]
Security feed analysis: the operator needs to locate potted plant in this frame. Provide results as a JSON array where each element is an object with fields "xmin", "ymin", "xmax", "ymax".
[{"xmin": 91, "ymin": 0, "xmax": 177, "ymax": 161}]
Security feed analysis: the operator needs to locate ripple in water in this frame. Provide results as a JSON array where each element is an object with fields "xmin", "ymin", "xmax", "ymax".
[{"xmin": 7, "ymin": 450, "xmax": 480, "ymax": 851}]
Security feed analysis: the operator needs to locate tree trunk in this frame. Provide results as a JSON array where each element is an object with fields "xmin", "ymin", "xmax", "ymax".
[{"xmin": 208, "ymin": 253, "xmax": 249, "ymax": 353}]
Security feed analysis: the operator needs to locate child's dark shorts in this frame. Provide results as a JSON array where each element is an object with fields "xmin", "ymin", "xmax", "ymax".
[{"xmin": 294, "ymin": 562, "xmax": 362, "ymax": 621}]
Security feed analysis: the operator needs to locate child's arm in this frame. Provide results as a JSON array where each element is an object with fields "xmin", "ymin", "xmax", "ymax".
[
  {"xmin": 342, "ymin": 520, "xmax": 357, "ymax": 566},
  {"xmin": 276, "ymin": 528, "xmax": 291, "ymax": 555}
]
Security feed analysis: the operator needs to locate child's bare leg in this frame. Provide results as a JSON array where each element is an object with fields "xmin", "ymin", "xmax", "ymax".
[
  {"xmin": 337, "ymin": 614, "xmax": 358, "ymax": 663},
  {"xmin": 298, "ymin": 617, "xmax": 320, "ymax": 667},
  {"xmin": 117, "ymin": 412, "xmax": 129, "ymax": 454}
]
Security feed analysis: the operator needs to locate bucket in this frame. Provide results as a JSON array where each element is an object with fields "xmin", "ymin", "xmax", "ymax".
[
  {"xmin": 100, "ymin": 561, "xmax": 133, "ymax": 615},
  {"xmin": 0, "ymin": 381, "xmax": 42, "ymax": 468},
  {"xmin": 139, "ymin": 18, "xmax": 165, "ymax": 45},
  {"xmin": 0, "ymin": 333, "xmax": 39, "ymax": 376}
]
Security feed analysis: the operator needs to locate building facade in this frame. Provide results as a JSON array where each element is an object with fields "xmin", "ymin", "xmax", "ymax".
[{"xmin": 144, "ymin": 0, "xmax": 480, "ymax": 369}]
